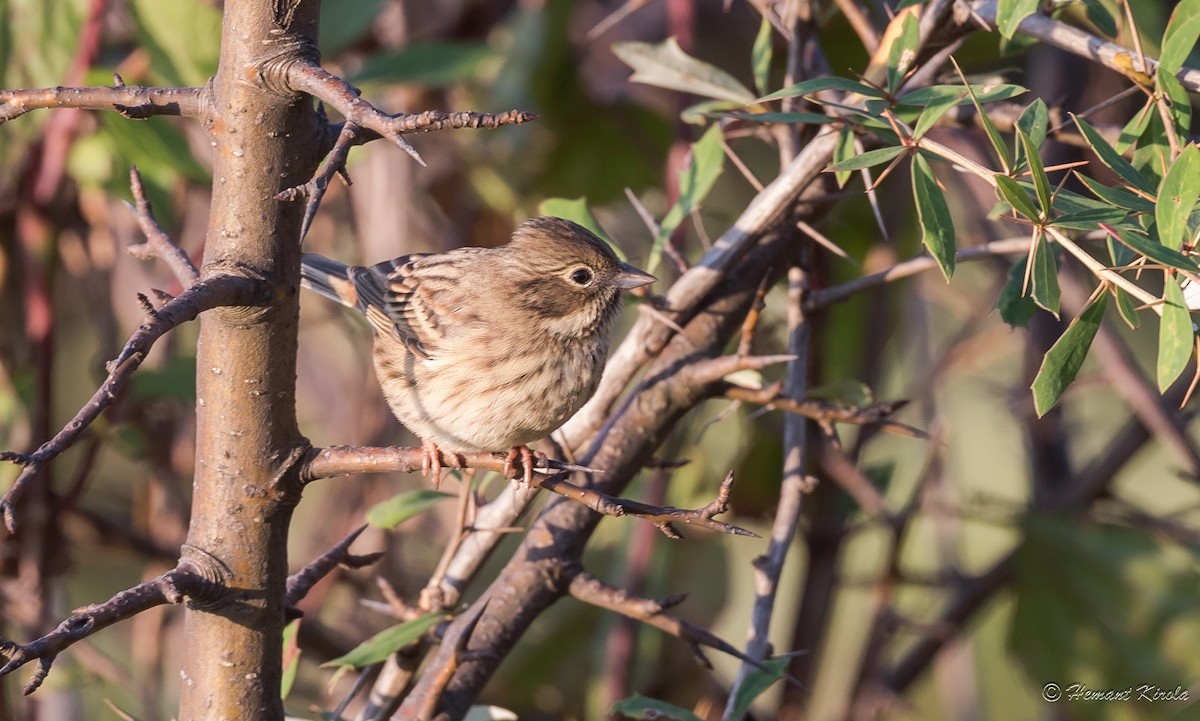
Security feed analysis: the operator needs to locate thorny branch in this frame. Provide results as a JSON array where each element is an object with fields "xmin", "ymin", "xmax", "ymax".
[
  {"xmin": 0, "ymin": 567, "xmax": 223, "ymax": 694},
  {"xmin": 0, "ymin": 81, "xmax": 205, "ymax": 124},
  {"xmin": 285, "ymin": 525, "xmax": 383, "ymax": 609},
  {"xmin": 124, "ymin": 165, "xmax": 201, "ymax": 288},
  {"xmin": 283, "ymin": 61, "xmax": 536, "ymax": 165},
  {"xmin": 0, "ymin": 274, "xmax": 262, "ymax": 531},
  {"xmin": 275, "ymin": 120, "xmax": 361, "ymax": 242}
]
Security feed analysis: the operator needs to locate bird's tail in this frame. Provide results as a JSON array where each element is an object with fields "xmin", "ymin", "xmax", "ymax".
[{"xmin": 301, "ymin": 253, "xmax": 363, "ymax": 311}]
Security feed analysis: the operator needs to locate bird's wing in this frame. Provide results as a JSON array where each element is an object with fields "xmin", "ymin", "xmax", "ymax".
[{"xmin": 373, "ymin": 248, "xmax": 490, "ymax": 361}]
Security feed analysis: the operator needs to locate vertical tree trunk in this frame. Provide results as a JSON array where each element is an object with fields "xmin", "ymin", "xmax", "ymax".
[{"xmin": 179, "ymin": 2, "xmax": 320, "ymax": 718}]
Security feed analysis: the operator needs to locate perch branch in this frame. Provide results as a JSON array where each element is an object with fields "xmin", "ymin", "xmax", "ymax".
[
  {"xmin": 300, "ymin": 445, "xmax": 599, "ymax": 483},
  {"xmin": 0, "ymin": 83, "xmax": 205, "ymax": 123},
  {"xmin": 285, "ymin": 524, "xmax": 383, "ymax": 608},
  {"xmin": 123, "ymin": 166, "xmax": 201, "ymax": 287},
  {"xmin": 0, "ymin": 274, "xmax": 262, "ymax": 531},
  {"xmin": 721, "ymin": 384, "xmax": 926, "ymax": 440},
  {"xmin": 0, "ymin": 567, "xmax": 222, "ymax": 694}
]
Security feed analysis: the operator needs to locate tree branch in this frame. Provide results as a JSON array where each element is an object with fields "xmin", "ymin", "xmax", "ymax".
[
  {"xmin": 0, "ymin": 274, "xmax": 262, "ymax": 531},
  {"xmin": 0, "ymin": 82, "xmax": 205, "ymax": 123},
  {"xmin": 285, "ymin": 525, "xmax": 383, "ymax": 609},
  {"xmin": 0, "ymin": 567, "xmax": 222, "ymax": 694},
  {"xmin": 124, "ymin": 165, "xmax": 202, "ymax": 288}
]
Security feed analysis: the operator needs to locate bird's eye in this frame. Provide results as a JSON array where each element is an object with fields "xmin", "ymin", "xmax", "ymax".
[{"xmin": 569, "ymin": 267, "xmax": 594, "ymax": 286}]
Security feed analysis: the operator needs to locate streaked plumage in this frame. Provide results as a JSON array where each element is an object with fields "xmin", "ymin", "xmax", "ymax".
[{"xmin": 301, "ymin": 216, "xmax": 654, "ymax": 477}]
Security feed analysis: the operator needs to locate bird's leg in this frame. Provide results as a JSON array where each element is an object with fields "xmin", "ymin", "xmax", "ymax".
[
  {"xmin": 421, "ymin": 440, "xmax": 444, "ymax": 489},
  {"xmin": 503, "ymin": 445, "xmax": 536, "ymax": 489}
]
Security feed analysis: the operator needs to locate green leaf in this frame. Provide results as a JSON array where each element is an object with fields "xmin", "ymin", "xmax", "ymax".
[
  {"xmin": 962, "ymin": 76, "xmax": 1010, "ymax": 172},
  {"xmin": 1158, "ymin": 277, "xmax": 1194, "ymax": 392},
  {"xmin": 1116, "ymin": 100, "xmax": 1155, "ymax": 154},
  {"xmin": 613, "ymin": 38, "xmax": 756, "ymax": 104},
  {"xmin": 911, "ymin": 91, "xmax": 964, "ymax": 139},
  {"xmin": 281, "ymin": 619, "xmax": 300, "ymax": 700},
  {"xmin": 898, "ymin": 83, "xmax": 1026, "ymax": 107},
  {"xmin": 683, "ymin": 99, "xmax": 744, "ymax": 124},
  {"xmin": 350, "ymin": 43, "xmax": 490, "ymax": 87},
  {"xmin": 1013, "ymin": 98, "xmax": 1048, "ymax": 169},
  {"xmin": 996, "ymin": 0, "xmax": 1039, "ymax": 39},
  {"xmin": 537, "ymin": 196, "xmax": 620, "ymax": 255},
  {"xmin": 128, "ymin": 0, "xmax": 221, "ymax": 86},
  {"xmin": 755, "ymin": 76, "xmax": 884, "ymax": 103},
  {"xmin": 998, "ymin": 255, "xmax": 1037, "ymax": 328},
  {"xmin": 1017, "ymin": 128, "xmax": 1052, "ymax": 218},
  {"xmin": 995, "ymin": 174, "xmax": 1041, "ymax": 220},
  {"xmin": 1030, "ymin": 293, "xmax": 1105, "ymax": 416},
  {"xmin": 1160, "ymin": 0, "xmax": 1200, "ymax": 72},
  {"xmin": 1030, "ymin": 235, "xmax": 1060, "ymax": 316},
  {"xmin": 1050, "ymin": 207, "xmax": 1129, "ymax": 231},
  {"xmin": 1081, "ymin": 0, "xmax": 1118, "ymax": 37},
  {"xmin": 323, "ymin": 612, "xmax": 443, "ymax": 668},
  {"xmin": 1076, "ymin": 174, "xmax": 1155, "ymax": 213},
  {"xmin": 320, "ymin": 0, "xmax": 386, "ymax": 56},
  {"xmin": 1113, "ymin": 286, "xmax": 1141, "ymax": 330},
  {"xmin": 728, "ymin": 657, "xmax": 789, "ymax": 720},
  {"xmin": 833, "ymin": 125, "xmax": 856, "ymax": 188},
  {"xmin": 610, "ymin": 696, "xmax": 703, "ymax": 721},
  {"xmin": 829, "ymin": 145, "xmax": 905, "ymax": 172},
  {"xmin": 1157, "ymin": 66, "xmax": 1192, "ymax": 140},
  {"xmin": 1103, "ymin": 225, "xmax": 1198, "ymax": 272},
  {"xmin": 648, "ymin": 124, "xmax": 726, "ymax": 275},
  {"xmin": 1155, "ymin": 144, "xmax": 1200, "ymax": 250},
  {"xmin": 911, "ymin": 153, "xmax": 956, "ymax": 281},
  {"xmin": 886, "ymin": 12, "xmax": 919, "ymax": 92},
  {"xmin": 720, "ymin": 111, "xmax": 834, "ymax": 125},
  {"xmin": 366, "ymin": 489, "xmax": 454, "ymax": 529},
  {"xmin": 751, "ymin": 13, "xmax": 773, "ymax": 95},
  {"xmin": 1074, "ymin": 116, "xmax": 1156, "ymax": 195},
  {"xmin": 463, "ymin": 707, "xmax": 518, "ymax": 721}
]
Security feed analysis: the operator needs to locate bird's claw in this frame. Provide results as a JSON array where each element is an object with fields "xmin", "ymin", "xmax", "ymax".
[{"xmin": 503, "ymin": 445, "xmax": 536, "ymax": 490}]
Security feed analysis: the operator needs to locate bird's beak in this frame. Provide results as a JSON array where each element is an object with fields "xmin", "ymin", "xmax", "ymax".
[{"xmin": 613, "ymin": 262, "xmax": 656, "ymax": 289}]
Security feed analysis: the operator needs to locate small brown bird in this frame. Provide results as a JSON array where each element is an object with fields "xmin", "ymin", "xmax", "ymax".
[{"xmin": 301, "ymin": 216, "xmax": 655, "ymax": 485}]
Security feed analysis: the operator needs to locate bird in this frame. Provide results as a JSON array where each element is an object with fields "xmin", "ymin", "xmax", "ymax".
[{"xmin": 300, "ymin": 216, "xmax": 656, "ymax": 486}]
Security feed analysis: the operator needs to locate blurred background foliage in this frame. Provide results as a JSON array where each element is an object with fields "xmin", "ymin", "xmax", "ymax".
[{"xmin": 1, "ymin": 1, "xmax": 1199, "ymax": 720}]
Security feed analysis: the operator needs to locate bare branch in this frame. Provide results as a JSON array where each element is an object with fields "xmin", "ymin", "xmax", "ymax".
[
  {"xmin": 0, "ymin": 274, "xmax": 262, "ymax": 531},
  {"xmin": 275, "ymin": 120, "xmax": 362, "ymax": 242},
  {"xmin": 0, "ymin": 84, "xmax": 205, "ymax": 124},
  {"xmin": 124, "ymin": 166, "xmax": 201, "ymax": 287},
  {"xmin": 285, "ymin": 525, "xmax": 382, "ymax": 608},
  {"xmin": 569, "ymin": 572, "xmax": 742, "ymax": 667},
  {"xmin": 721, "ymin": 384, "xmax": 926, "ymax": 439},
  {"xmin": 540, "ymin": 470, "xmax": 756, "ymax": 538},
  {"xmin": 283, "ymin": 62, "xmax": 536, "ymax": 164},
  {"xmin": 0, "ymin": 567, "xmax": 221, "ymax": 694}
]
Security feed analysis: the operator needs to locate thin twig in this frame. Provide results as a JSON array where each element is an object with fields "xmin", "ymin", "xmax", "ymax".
[
  {"xmin": 285, "ymin": 525, "xmax": 383, "ymax": 608},
  {"xmin": 124, "ymin": 166, "xmax": 201, "ymax": 287},
  {"xmin": 0, "ymin": 275, "xmax": 262, "ymax": 531},
  {"xmin": 0, "ymin": 84, "xmax": 205, "ymax": 124},
  {"xmin": 275, "ymin": 120, "xmax": 362, "ymax": 242}
]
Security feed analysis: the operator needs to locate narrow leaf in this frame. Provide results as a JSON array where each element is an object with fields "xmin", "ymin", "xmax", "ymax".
[
  {"xmin": 324, "ymin": 613, "xmax": 443, "ymax": 668},
  {"xmin": 998, "ymin": 255, "xmax": 1037, "ymax": 328},
  {"xmin": 366, "ymin": 489, "xmax": 455, "ymax": 529},
  {"xmin": 755, "ymin": 76, "xmax": 884, "ymax": 103},
  {"xmin": 538, "ymin": 197, "xmax": 619, "ymax": 249},
  {"xmin": 1073, "ymin": 116, "xmax": 1156, "ymax": 195},
  {"xmin": 1160, "ymin": 0, "xmax": 1200, "ymax": 72},
  {"xmin": 721, "ymin": 111, "xmax": 835, "ymax": 125},
  {"xmin": 612, "ymin": 38, "xmax": 755, "ymax": 104},
  {"xmin": 1017, "ymin": 128, "xmax": 1052, "ymax": 217},
  {"xmin": 1158, "ymin": 277, "xmax": 1194, "ymax": 392},
  {"xmin": 1155, "ymin": 144, "xmax": 1200, "ymax": 250},
  {"xmin": 1077, "ymin": 174, "xmax": 1155, "ymax": 213},
  {"xmin": 1082, "ymin": 0, "xmax": 1118, "ymax": 36},
  {"xmin": 751, "ymin": 14, "xmax": 773, "ymax": 95},
  {"xmin": 995, "ymin": 174, "xmax": 1041, "ymax": 220},
  {"xmin": 1030, "ymin": 234, "xmax": 1060, "ymax": 316},
  {"xmin": 1013, "ymin": 98, "xmax": 1049, "ymax": 169},
  {"xmin": 1050, "ymin": 207, "xmax": 1129, "ymax": 231},
  {"xmin": 1113, "ymin": 286, "xmax": 1141, "ymax": 330},
  {"xmin": 912, "ymin": 91, "xmax": 965, "ymax": 139},
  {"xmin": 281, "ymin": 619, "xmax": 301, "ymax": 700},
  {"xmin": 1102, "ymin": 224, "xmax": 1197, "ymax": 272},
  {"xmin": 1157, "ymin": 67, "xmax": 1193, "ymax": 140},
  {"xmin": 648, "ymin": 124, "xmax": 726, "ymax": 275},
  {"xmin": 961, "ymin": 73, "xmax": 1010, "ymax": 172},
  {"xmin": 997, "ymin": 0, "xmax": 1040, "ymax": 39},
  {"xmin": 886, "ymin": 13, "xmax": 920, "ymax": 92},
  {"xmin": 899, "ymin": 83, "xmax": 1026, "ymax": 107},
  {"xmin": 912, "ymin": 154, "xmax": 956, "ymax": 280},
  {"xmin": 833, "ymin": 125, "xmax": 856, "ymax": 188},
  {"xmin": 350, "ymin": 42, "xmax": 490, "ymax": 87},
  {"xmin": 610, "ymin": 696, "xmax": 704, "ymax": 721},
  {"xmin": 829, "ymin": 145, "xmax": 905, "ymax": 172},
  {"xmin": 728, "ymin": 657, "xmax": 789, "ymax": 720},
  {"xmin": 1031, "ymin": 293, "xmax": 1106, "ymax": 416}
]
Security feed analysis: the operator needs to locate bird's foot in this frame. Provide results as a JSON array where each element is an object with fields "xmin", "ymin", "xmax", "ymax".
[
  {"xmin": 420, "ymin": 441, "xmax": 462, "ymax": 488},
  {"xmin": 503, "ymin": 445, "xmax": 536, "ymax": 490}
]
